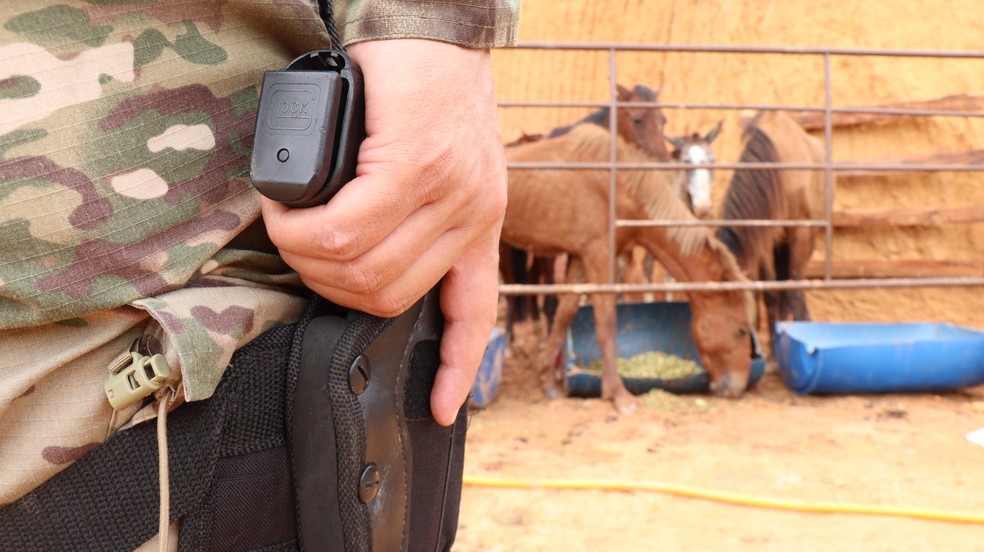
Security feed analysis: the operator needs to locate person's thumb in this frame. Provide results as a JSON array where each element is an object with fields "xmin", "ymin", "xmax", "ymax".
[{"xmin": 430, "ymin": 246, "xmax": 500, "ymax": 425}]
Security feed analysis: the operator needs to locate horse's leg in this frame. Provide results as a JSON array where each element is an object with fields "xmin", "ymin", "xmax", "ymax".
[
  {"xmin": 772, "ymin": 242, "xmax": 796, "ymax": 323},
  {"xmin": 537, "ymin": 256, "xmax": 584, "ymax": 399},
  {"xmin": 785, "ymin": 229, "xmax": 817, "ymax": 321},
  {"xmin": 590, "ymin": 289, "xmax": 635, "ymax": 414},
  {"xmin": 759, "ymin": 256, "xmax": 781, "ymax": 359},
  {"xmin": 527, "ymin": 254, "xmax": 545, "ymax": 323},
  {"xmin": 544, "ymin": 254, "xmax": 568, "ymax": 335},
  {"xmin": 512, "ymin": 246, "xmax": 534, "ymax": 320},
  {"xmin": 538, "ymin": 255, "xmax": 559, "ymax": 331},
  {"xmin": 621, "ymin": 246, "xmax": 648, "ymax": 302},
  {"xmin": 499, "ymin": 243, "xmax": 520, "ymax": 343},
  {"xmin": 581, "ymin": 251, "xmax": 635, "ymax": 414}
]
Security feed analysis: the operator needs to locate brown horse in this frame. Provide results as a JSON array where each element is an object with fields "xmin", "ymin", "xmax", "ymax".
[
  {"xmin": 715, "ymin": 110, "xmax": 825, "ymax": 353},
  {"xmin": 543, "ymin": 83, "xmax": 671, "ymax": 161},
  {"xmin": 501, "ymin": 83, "xmax": 672, "ymax": 336},
  {"xmin": 502, "ymin": 124, "xmax": 754, "ymax": 414}
]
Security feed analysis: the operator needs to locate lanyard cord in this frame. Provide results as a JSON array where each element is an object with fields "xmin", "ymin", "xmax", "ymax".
[{"xmin": 317, "ymin": 0, "xmax": 343, "ymax": 50}]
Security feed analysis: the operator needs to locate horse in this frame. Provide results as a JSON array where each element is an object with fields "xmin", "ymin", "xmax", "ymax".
[
  {"xmin": 544, "ymin": 83, "xmax": 671, "ymax": 161},
  {"xmin": 500, "ymin": 82, "xmax": 672, "ymax": 339},
  {"xmin": 715, "ymin": 110, "xmax": 825, "ymax": 355},
  {"xmin": 623, "ymin": 120, "xmax": 723, "ymax": 301},
  {"xmin": 666, "ymin": 120, "xmax": 723, "ymax": 218},
  {"xmin": 501, "ymin": 123, "xmax": 755, "ymax": 414}
]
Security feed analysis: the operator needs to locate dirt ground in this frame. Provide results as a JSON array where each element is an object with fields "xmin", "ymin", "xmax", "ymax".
[{"xmin": 456, "ymin": 319, "xmax": 984, "ymax": 552}]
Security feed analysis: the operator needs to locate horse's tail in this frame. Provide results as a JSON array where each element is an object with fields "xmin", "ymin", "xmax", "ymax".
[{"xmin": 718, "ymin": 123, "xmax": 786, "ymax": 270}]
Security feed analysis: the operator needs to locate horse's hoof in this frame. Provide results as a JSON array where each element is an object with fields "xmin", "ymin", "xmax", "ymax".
[
  {"xmin": 542, "ymin": 386, "xmax": 564, "ymax": 400},
  {"xmin": 614, "ymin": 393, "xmax": 637, "ymax": 415}
]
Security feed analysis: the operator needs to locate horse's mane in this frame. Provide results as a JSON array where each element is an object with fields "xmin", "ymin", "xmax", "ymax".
[
  {"xmin": 717, "ymin": 123, "xmax": 786, "ymax": 267},
  {"xmin": 563, "ymin": 125, "xmax": 708, "ymax": 256},
  {"xmin": 545, "ymin": 107, "xmax": 609, "ymax": 139}
]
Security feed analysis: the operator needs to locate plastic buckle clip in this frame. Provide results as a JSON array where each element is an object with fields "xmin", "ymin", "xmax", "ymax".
[{"xmin": 104, "ymin": 352, "xmax": 171, "ymax": 411}]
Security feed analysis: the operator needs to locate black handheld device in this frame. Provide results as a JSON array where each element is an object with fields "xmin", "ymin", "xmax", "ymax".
[{"xmin": 250, "ymin": 49, "xmax": 365, "ymax": 207}]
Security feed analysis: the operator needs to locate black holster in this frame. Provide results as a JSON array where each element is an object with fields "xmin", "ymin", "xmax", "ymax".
[{"xmin": 0, "ymin": 289, "xmax": 467, "ymax": 552}]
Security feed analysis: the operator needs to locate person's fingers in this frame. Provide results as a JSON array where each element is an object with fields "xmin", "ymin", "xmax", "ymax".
[
  {"xmin": 276, "ymin": 199, "xmax": 449, "ymax": 295},
  {"xmin": 259, "ymin": 172, "xmax": 429, "ymax": 263},
  {"xmin": 297, "ymin": 222, "xmax": 477, "ymax": 317},
  {"xmin": 430, "ymin": 238, "xmax": 501, "ymax": 425}
]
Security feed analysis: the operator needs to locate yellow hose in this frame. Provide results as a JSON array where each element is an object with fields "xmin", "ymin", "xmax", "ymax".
[{"xmin": 463, "ymin": 475, "xmax": 984, "ymax": 525}]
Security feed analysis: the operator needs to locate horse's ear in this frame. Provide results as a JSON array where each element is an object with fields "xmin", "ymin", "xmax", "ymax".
[
  {"xmin": 616, "ymin": 83, "xmax": 631, "ymax": 100},
  {"xmin": 738, "ymin": 110, "xmax": 758, "ymax": 132},
  {"xmin": 666, "ymin": 135, "xmax": 687, "ymax": 150},
  {"xmin": 705, "ymin": 120, "xmax": 724, "ymax": 144}
]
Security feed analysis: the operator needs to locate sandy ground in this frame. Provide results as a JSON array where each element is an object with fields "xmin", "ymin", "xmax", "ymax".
[{"xmin": 455, "ymin": 319, "xmax": 984, "ymax": 552}]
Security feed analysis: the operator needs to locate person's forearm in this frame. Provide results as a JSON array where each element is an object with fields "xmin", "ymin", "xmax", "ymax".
[{"xmin": 333, "ymin": 0, "xmax": 520, "ymax": 48}]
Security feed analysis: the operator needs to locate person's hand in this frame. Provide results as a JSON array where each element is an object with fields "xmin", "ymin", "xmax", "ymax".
[{"xmin": 261, "ymin": 39, "xmax": 507, "ymax": 426}]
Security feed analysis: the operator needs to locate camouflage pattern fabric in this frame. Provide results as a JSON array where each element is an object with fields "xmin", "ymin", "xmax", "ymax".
[
  {"xmin": 335, "ymin": 0, "xmax": 520, "ymax": 47},
  {"xmin": 0, "ymin": 0, "xmax": 520, "ymax": 508}
]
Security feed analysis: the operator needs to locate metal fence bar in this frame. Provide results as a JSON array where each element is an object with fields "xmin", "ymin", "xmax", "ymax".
[
  {"xmin": 506, "ymin": 160, "xmax": 984, "ymax": 171},
  {"xmin": 499, "ymin": 277, "xmax": 984, "ymax": 295},
  {"xmin": 617, "ymin": 219, "xmax": 828, "ymax": 228},
  {"xmin": 509, "ymin": 41, "xmax": 984, "ymax": 59},
  {"xmin": 499, "ymin": 42, "xmax": 984, "ymax": 296},
  {"xmin": 823, "ymin": 52, "xmax": 835, "ymax": 281},
  {"xmin": 607, "ymin": 47, "xmax": 619, "ymax": 286},
  {"xmin": 500, "ymin": 101, "xmax": 984, "ymax": 120}
]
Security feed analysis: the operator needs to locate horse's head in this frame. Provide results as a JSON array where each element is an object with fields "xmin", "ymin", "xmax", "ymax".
[
  {"xmin": 689, "ymin": 235, "xmax": 756, "ymax": 397},
  {"xmin": 615, "ymin": 83, "xmax": 670, "ymax": 161},
  {"xmin": 691, "ymin": 293, "xmax": 755, "ymax": 397},
  {"xmin": 667, "ymin": 121, "xmax": 723, "ymax": 218}
]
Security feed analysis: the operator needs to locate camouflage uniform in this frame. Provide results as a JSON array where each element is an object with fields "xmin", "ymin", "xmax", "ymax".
[{"xmin": 0, "ymin": 0, "xmax": 518, "ymax": 507}]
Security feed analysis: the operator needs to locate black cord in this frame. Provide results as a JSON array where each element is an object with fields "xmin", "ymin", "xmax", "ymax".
[{"xmin": 317, "ymin": 0, "xmax": 343, "ymax": 50}]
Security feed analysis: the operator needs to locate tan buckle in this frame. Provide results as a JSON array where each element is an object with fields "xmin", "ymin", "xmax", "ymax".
[{"xmin": 105, "ymin": 350, "xmax": 171, "ymax": 411}]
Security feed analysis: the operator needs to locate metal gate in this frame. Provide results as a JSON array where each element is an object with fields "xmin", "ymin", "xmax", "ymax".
[{"xmin": 497, "ymin": 42, "xmax": 984, "ymax": 299}]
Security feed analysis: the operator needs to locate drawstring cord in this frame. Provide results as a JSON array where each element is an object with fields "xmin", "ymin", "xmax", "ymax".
[{"xmin": 157, "ymin": 388, "xmax": 175, "ymax": 552}]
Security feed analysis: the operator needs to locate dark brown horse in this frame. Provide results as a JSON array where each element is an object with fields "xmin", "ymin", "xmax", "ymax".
[
  {"xmin": 502, "ymin": 124, "xmax": 754, "ymax": 414},
  {"xmin": 716, "ymin": 110, "xmax": 825, "ymax": 353}
]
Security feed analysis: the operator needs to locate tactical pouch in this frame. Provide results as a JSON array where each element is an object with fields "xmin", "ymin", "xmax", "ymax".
[{"xmin": 0, "ymin": 289, "xmax": 467, "ymax": 552}]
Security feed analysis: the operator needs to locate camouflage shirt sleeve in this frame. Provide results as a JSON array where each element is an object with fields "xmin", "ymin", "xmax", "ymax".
[{"xmin": 334, "ymin": 0, "xmax": 520, "ymax": 48}]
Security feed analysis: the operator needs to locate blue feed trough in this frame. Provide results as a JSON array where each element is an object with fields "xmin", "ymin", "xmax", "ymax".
[
  {"xmin": 776, "ymin": 321, "xmax": 984, "ymax": 395},
  {"xmin": 470, "ymin": 327, "xmax": 507, "ymax": 408},
  {"xmin": 564, "ymin": 301, "xmax": 766, "ymax": 397}
]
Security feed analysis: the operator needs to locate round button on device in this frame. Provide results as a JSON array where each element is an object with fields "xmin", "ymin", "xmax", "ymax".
[{"xmin": 276, "ymin": 148, "xmax": 289, "ymax": 162}]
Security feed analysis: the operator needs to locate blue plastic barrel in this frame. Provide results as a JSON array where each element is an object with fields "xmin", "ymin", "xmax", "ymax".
[{"xmin": 776, "ymin": 321, "xmax": 984, "ymax": 394}]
